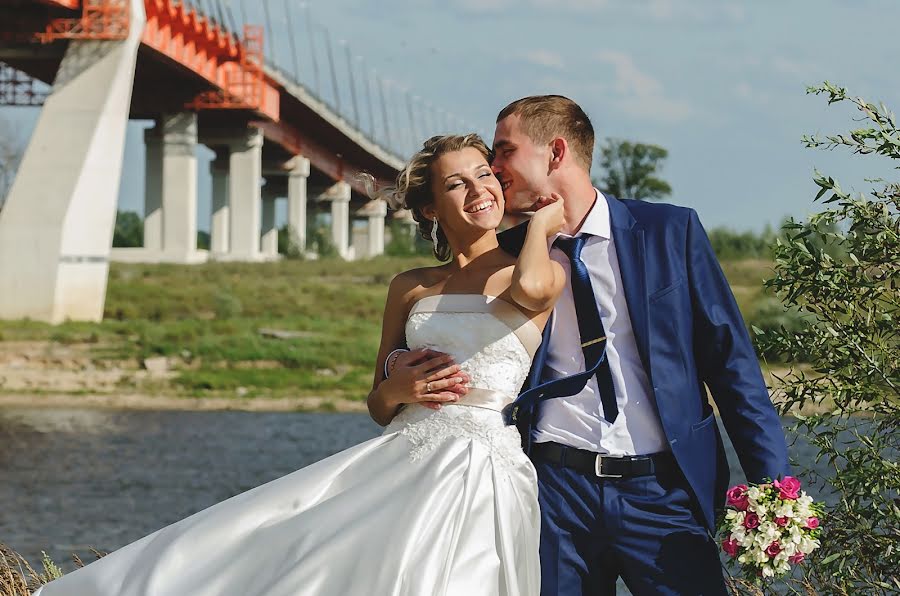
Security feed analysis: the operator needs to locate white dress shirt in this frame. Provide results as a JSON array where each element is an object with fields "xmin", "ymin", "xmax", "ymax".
[{"xmin": 533, "ymin": 190, "xmax": 669, "ymax": 456}]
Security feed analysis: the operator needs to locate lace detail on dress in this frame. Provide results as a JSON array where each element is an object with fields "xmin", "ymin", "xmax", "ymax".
[
  {"xmin": 406, "ymin": 312, "xmax": 532, "ymax": 397},
  {"xmin": 381, "ymin": 304, "xmax": 538, "ymax": 470},
  {"xmin": 384, "ymin": 406, "xmax": 527, "ymax": 471}
]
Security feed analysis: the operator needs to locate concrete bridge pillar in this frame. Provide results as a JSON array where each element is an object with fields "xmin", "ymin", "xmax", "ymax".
[
  {"xmin": 139, "ymin": 113, "xmax": 201, "ymax": 263},
  {"xmin": 160, "ymin": 112, "xmax": 199, "ymax": 261},
  {"xmin": 321, "ymin": 181, "xmax": 352, "ymax": 259},
  {"xmin": 209, "ymin": 149, "xmax": 230, "ymax": 256},
  {"xmin": 261, "ymin": 186, "xmax": 279, "ymax": 259},
  {"xmin": 356, "ymin": 199, "xmax": 387, "ymax": 258},
  {"xmin": 0, "ymin": 0, "xmax": 146, "ymax": 322},
  {"xmin": 286, "ymin": 156, "xmax": 310, "ymax": 255},
  {"xmin": 226, "ymin": 127, "xmax": 264, "ymax": 261},
  {"xmin": 143, "ymin": 127, "xmax": 163, "ymax": 252}
]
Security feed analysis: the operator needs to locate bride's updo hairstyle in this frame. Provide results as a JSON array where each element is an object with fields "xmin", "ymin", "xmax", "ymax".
[{"xmin": 367, "ymin": 134, "xmax": 492, "ymax": 262}]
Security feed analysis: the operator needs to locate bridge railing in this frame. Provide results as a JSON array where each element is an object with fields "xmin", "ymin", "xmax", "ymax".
[{"xmin": 183, "ymin": 0, "xmax": 484, "ymax": 162}]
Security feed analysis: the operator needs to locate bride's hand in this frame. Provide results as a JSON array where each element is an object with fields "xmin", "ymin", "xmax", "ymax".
[
  {"xmin": 380, "ymin": 349, "xmax": 470, "ymax": 411},
  {"xmin": 530, "ymin": 193, "xmax": 565, "ymax": 237}
]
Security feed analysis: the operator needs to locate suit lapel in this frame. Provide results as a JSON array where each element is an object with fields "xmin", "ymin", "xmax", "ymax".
[{"xmin": 608, "ymin": 197, "xmax": 652, "ymax": 379}]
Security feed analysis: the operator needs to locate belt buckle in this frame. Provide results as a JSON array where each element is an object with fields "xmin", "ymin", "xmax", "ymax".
[{"xmin": 594, "ymin": 454, "xmax": 624, "ymax": 478}]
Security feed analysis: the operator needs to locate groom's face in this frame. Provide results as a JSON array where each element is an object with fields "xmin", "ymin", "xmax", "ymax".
[{"xmin": 491, "ymin": 115, "xmax": 553, "ymax": 214}]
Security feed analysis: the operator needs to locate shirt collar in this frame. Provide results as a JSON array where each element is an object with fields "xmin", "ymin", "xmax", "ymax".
[
  {"xmin": 579, "ymin": 189, "xmax": 611, "ymax": 240},
  {"xmin": 550, "ymin": 189, "xmax": 611, "ymax": 245}
]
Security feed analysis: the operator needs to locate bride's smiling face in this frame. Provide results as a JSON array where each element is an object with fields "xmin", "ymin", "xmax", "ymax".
[{"xmin": 423, "ymin": 147, "xmax": 505, "ymax": 236}]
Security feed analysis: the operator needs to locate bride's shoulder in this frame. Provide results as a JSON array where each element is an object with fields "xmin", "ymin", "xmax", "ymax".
[{"xmin": 386, "ymin": 265, "xmax": 450, "ymax": 309}]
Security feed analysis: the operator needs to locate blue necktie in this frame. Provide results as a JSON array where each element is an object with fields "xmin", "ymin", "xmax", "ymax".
[{"xmin": 553, "ymin": 235, "xmax": 619, "ymax": 423}]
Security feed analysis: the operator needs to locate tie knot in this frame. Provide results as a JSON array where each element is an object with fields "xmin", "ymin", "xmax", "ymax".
[{"xmin": 554, "ymin": 235, "xmax": 587, "ymax": 260}]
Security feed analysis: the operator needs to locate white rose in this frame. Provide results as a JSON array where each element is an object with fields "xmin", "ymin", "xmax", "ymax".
[
  {"xmin": 783, "ymin": 541, "xmax": 797, "ymax": 557},
  {"xmin": 762, "ymin": 565, "xmax": 775, "ymax": 578},
  {"xmin": 748, "ymin": 487, "xmax": 762, "ymax": 500},
  {"xmin": 756, "ymin": 549, "xmax": 769, "ymax": 564},
  {"xmin": 755, "ymin": 503, "xmax": 769, "ymax": 517}
]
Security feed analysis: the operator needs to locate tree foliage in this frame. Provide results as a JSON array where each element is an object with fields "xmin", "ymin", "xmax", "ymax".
[
  {"xmin": 594, "ymin": 138, "xmax": 672, "ymax": 201},
  {"xmin": 755, "ymin": 82, "xmax": 899, "ymax": 594},
  {"xmin": 112, "ymin": 210, "xmax": 143, "ymax": 247}
]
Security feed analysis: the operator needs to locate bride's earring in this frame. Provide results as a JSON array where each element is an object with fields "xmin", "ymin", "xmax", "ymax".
[{"xmin": 431, "ymin": 218, "xmax": 440, "ymax": 253}]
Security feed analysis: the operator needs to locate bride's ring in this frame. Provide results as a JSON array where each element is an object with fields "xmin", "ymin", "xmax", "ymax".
[{"xmin": 425, "ymin": 382, "xmax": 433, "ymax": 393}]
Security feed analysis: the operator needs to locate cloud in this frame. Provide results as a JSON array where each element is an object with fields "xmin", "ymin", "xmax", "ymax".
[
  {"xmin": 734, "ymin": 81, "xmax": 772, "ymax": 106},
  {"xmin": 593, "ymin": 50, "xmax": 692, "ymax": 123},
  {"xmin": 641, "ymin": 0, "xmax": 745, "ymax": 23},
  {"xmin": 519, "ymin": 50, "xmax": 566, "ymax": 70}
]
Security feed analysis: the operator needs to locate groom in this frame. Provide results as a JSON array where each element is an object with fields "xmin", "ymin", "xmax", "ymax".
[{"xmin": 491, "ymin": 95, "xmax": 789, "ymax": 595}]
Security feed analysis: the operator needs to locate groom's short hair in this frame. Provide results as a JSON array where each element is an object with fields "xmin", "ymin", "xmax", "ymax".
[{"xmin": 497, "ymin": 95, "xmax": 594, "ymax": 172}]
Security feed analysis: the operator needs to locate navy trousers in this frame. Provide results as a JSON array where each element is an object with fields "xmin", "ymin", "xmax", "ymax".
[{"xmin": 534, "ymin": 458, "xmax": 728, "ymax": 595}]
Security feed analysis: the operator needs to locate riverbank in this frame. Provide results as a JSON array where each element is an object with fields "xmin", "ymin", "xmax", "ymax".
[{"xmin": 0, "ymin": 257, "xmax": 789, "ymax": 413}]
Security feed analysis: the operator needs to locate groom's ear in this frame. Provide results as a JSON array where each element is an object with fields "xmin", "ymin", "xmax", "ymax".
[{"xmin": 549, "ymin": 137, "xmax": 567, "ymax": 170}]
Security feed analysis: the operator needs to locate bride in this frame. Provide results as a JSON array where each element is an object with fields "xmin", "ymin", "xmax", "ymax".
[{"xmin": 33, "ymin": 133, "xmax": 566, "ymax": 596}]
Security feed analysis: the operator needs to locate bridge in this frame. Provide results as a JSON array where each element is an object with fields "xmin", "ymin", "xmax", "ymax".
[{"xmin": 0, "ymin": 0, "xmax": 468, "ymax": 323}]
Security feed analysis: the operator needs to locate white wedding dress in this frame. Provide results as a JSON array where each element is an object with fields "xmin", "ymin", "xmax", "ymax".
[{"xmin": 34, "ymin": 294, "xmax": 543, "ymax": 596}]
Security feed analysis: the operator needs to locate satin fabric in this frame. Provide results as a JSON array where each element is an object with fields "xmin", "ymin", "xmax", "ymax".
[{"xmin": 34, "ymin": 295, "xmax": 542, "ymax": 596}]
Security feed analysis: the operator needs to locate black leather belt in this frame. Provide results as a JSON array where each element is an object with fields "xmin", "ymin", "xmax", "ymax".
[{"xmin": 531, "ymin": 442, "xmax": 675, "ymax": 478}]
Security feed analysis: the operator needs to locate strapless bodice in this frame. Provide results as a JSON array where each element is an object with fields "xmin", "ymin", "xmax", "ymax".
[
  {"xmin": 403, "ymin": 294, "xmax": 540, "ymax": 403},
  {"xmin": 383, "ymin": 294, "xmax": 542, "ymax": 468}
]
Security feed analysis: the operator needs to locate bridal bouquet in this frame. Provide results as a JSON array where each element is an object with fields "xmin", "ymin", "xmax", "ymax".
[{"xmin": 719, "ymin": 477, "xmax": 823, "ymax": 579}]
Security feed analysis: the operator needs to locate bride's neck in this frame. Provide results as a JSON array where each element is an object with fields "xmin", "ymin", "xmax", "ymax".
[{"xmin": 448, "ymin": 231, "xmax": 502, "ymax": 270}]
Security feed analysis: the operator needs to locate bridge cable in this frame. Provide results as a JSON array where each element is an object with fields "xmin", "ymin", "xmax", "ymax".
[
  {"xmin": 283, "ymin": 0, "xmax": 301, "ymax": 82},
  {"xmin": 342, "ymin": 41, "xmax": 360, "ymax": 127}
]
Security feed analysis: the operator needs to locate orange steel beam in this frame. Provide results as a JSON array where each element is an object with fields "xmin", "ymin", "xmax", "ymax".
[
  {"xmin": 38, "ymin": 0, "xmax": 129, "ymax": 42},
  {"xmin": 141, "ymin": 0, "xmax": 278, "ymax": 120},
  {"xmin": 34, "ymin": 0, "xmax": 81, "ymax": 9}
]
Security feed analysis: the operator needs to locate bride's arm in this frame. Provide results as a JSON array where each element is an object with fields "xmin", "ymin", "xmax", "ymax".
[
  {"xmin": 366, "ymin": 272, "xmax": 465, "ymax": 426},
  {"xmin": 509, "ymin": 195, "xmax": 566, "ymax": 313}
]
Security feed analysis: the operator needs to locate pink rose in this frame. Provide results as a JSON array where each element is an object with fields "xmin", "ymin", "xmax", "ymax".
[
  {"xmin": 721, "ymin": 537, "xmax": 740, "ymax": 558},
  {"xmin": 774, "ymin": 476, "xmax": 801, "ymax": 500},
  {"xmin": 805, "ymin": 517, "xmax": 820, "ymax": 529},
  {"xmin": 789, "ymin": 552, "xmax": 806, "ymax": 564},
  {"xmin": 743, "ymin": 512, "xmax": 760, "ymax": 529},
  {"xmin": 775, "ymin": 516, "xmax": 789, "ymax": 527},
  {"xmin": 726, "ymin": 484, "xmax": 749, "ymax": 510},
  {"xmin": 765, "ymin": 541, "xmax": 782, "ymax": 558}
]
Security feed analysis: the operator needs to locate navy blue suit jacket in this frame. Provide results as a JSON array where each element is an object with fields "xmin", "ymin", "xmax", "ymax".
[{"xmin": 498, "ymin": 195, "xmax": 790, "ymax": 529}]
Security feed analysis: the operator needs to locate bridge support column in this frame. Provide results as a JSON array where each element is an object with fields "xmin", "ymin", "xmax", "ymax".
[
  {"xmin": 210, "ymin": 149, "xmax": 230, "ymax": 255},
  {"xmin": 143, "ymin": 127, "xmax": 163, "ymax": 252},
  {"xmin": 0, "ymin": 0, "xmax": 146, "ymax": 322},
  {"xmin": 160, "ymin": 112, "xmax": 199, "ymax": 261},
  {"xmin": 226, "ymin": 127, "xmax": 264, "ymax": 261},
  {"xmin": 322, "ymin": 181, "xmax": 352, "ymax": 259},
  {"xmin": 286, "ymin": 156, "xmax": 310, "ymax": 256},
  {"xmin": 366, "ymin": 200, "xmax": 387, "ymax": 258},
  {"xmin": 261, "ymin": 187, "xmax": 279, "ymax": 259}
]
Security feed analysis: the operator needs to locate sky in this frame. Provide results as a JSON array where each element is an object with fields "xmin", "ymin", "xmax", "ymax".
[{"xmin": 2, "ymin": 0, "xmax": 898, "ymax": 232}]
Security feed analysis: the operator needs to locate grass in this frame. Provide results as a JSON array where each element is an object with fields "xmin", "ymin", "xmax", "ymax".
[
  {"xmin": 0, "ymin": 256, "xmax": 777, "ymax": 401},
  {"xmin": 0, "ymin": 257, "xmax": 433, "ymax": 400}
]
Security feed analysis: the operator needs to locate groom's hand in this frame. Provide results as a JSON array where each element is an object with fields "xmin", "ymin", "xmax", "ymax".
[{"xmin": 390, "ymin": 349, "xmax": 470, "ymax": 410}]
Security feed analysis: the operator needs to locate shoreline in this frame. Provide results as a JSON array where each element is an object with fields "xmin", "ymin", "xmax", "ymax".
[{"xmin": 0, "ymin": 392, "xmax": 369, "ymax": 413}]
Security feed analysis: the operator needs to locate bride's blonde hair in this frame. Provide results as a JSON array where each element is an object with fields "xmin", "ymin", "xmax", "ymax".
[{"xmin": 364, "ymin": 133, "xmax": 492, "ymax": 262}]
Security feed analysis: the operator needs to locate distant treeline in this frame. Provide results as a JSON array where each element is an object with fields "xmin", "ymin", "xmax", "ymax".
[
  {"xmin": 114, "ymin": 210, "xmax": 787, "ymax": 262},
  {"xmin": 706, "ymin": 225, "xmax": 778, "ymax": 260}
]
